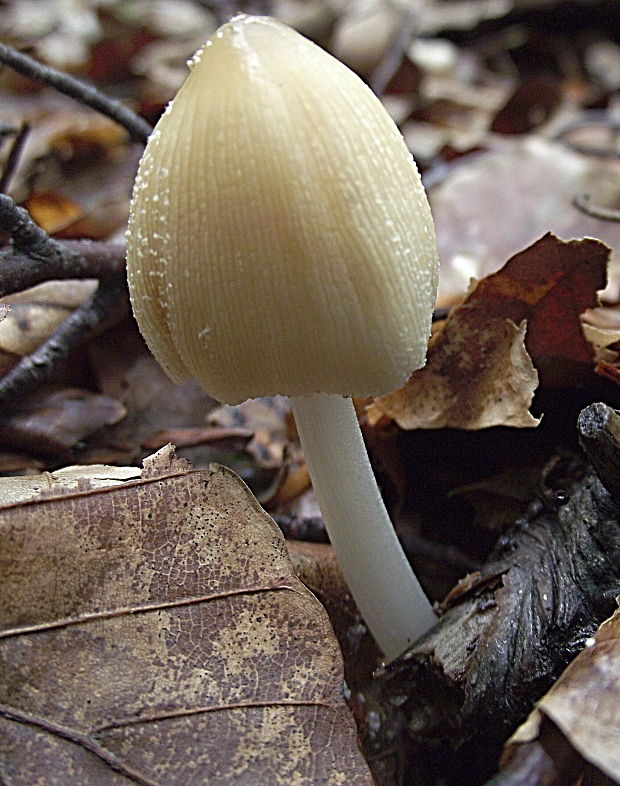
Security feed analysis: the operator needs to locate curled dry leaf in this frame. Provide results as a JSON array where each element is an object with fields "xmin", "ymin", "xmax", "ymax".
[
  {"xmin": 0, "ymin": 447, "xmax": 372, "ymax": 785},
  {"xmin": 501, "ymin": 604, "xmax": 620, "ymax": 783},
  {"xmin": 369, "ymin": 234, "xmax": 609, "ymax": 431},
  {"xmin": 465, "ymin": 233, "xmax": 609, "ymax": 387},
  {"xmin": 369, "ymin": 314, "xmax": 539, "ymax": 430}
]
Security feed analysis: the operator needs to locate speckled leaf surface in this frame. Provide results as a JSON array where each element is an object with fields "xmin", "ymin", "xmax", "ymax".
[{"xmin": 0, "ymin": 449, "xmax": 372, "ymax": 785}]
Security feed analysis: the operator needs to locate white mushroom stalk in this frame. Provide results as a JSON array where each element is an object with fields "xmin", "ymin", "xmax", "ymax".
[
  {"xmin": 126, "ymin": 14, "xmax": 439, "ymax": 660},
  {"xmin": 292, "ymin": 394, "xmax": 436, "ymax": 658}
]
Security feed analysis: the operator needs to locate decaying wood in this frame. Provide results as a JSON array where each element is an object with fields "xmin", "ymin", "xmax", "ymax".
[
  {"xmin": 379, "ymin": 402, "xmax": 620, "ymax": 772},
  {"xmin": 577, "ymin": 402, "xmax": 620, "ymax": 499}
]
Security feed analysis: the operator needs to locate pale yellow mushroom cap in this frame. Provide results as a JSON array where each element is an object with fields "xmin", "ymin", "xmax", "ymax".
[{"xmin": 126, "ymin": 14, "xmax": 438, "ymax": 405}]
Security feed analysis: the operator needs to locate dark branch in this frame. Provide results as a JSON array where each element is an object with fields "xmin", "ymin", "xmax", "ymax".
[
  {"xmin": 0, "ymin": 192, "xmax": 65, "ymax": 260},
  {"xmin": 572, "ymin": 193, "xmax": 620, "ymax": 223},
  {"xmin": 0, "ymin": 123, "xmax": 30, "ymax": 194},
  {"xmin": 0, "ymin": 194, "xmax": 126, "ymax": 295},
  {"xmin": 0, "ymin": 238, "xmax": 126, "ymax": 295},
  {"xmin": 0, "ymin": 194, "xmax": 128, "ymax": 405},
  {"xmin": 0, "ymin": 42, "xmax": 152, "ymax": 144}
]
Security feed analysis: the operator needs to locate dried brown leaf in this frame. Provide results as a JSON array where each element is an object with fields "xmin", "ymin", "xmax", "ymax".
[
  {"xmin": 503, "ymin": 604, "xmax": 620, "ymax": 782},
  {"xmin": 369, "ymin": 315, "xmax": 539, "ymax": 430},
  {"xmin": 24, "ymin": 191, "xmax": 84, "ymax": 235},
  {"xmin": 465, "ymin": 233, "xmax": 609, "ymax": 387},
  {"xmin": 369, "ymin": 234, "xmax": 610, "ymax": 430},
  {"xmin": 0, "ymin": 449, "xmax": 372, "ymax": 785}
]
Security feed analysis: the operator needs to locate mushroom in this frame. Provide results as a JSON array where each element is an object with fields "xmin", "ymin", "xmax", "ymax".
[{"xmin": 126, "ymin": 14, "xmax": 439, "ymax": 661}]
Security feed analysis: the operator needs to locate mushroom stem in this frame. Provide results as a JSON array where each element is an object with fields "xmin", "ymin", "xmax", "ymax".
[{"xmin": 290, "ymin": 392, "xmax": 437, "ymax": 660}]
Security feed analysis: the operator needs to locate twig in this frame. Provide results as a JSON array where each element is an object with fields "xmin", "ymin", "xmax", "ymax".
[
  {"xmin": 370, "ymin": 6, "xmax": 419, "ymax": 96},
  {"xmin": 554, "ymin": 109, "xmax": 620, "ymax": 159},
  {"xmin": 0, "ymin": 192, "xmax": 64, "ymax": 260},
  {"xmin": 0, "ymin": 238, "xmax": 126, "ymax": 294},
  {"xmin": 0, "ymin": 42, "xmax": 152, "ymax": 144},
  {"xmin": 0, "ymin": 123, "xmax": 30, "ymax": 194},
  {"xmin": 572, "ymin": 193, "xmax": 620, "ymax": 223},
  {"xmin": 0, "ymin": 194, "xmax": 128, "ymax": 406},
  {"xmin": 0, "ymin": 194, "xmax": 126, "ymax": 295}
]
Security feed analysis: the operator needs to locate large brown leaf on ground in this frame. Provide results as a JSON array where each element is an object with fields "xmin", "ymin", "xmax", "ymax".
[{"xmin": 0, "ymin": 447, "xmax": 372, "ymax": 786}]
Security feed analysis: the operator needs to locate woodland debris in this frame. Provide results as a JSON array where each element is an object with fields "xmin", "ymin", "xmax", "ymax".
[
  {"xmin": 0, "ymin": 194, "xmax": 127, "ymax": 408},
  {"xmin": 490, "ymin": 603, "xmax": 620, "ymax": 785},
  {"xmin": 369, "ymin": 234, "xmax": 609, "ymax": 430},
  {"xmin": 0, "ymin": 41, "xmax": 151, "ymax": 143},
  {"xmin": 379, "ymin": 402, "xmax": 620, "ymax": 776}
]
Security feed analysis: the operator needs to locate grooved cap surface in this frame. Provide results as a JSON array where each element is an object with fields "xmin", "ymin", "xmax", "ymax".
[{"xmin": 127, "ymin": 14, "xmax": 438, "ymax": 404}]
